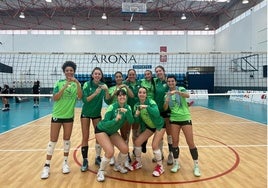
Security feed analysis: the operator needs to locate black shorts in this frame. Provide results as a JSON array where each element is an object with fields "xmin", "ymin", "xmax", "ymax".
[
  {"xmin": 145, "ymin": 122, "xmax": 166, "ymax": 132},
  {"xmin": 80, "ymin": 114, "xmax": 101, "ymax": 119},
  {"xmin": 94, "ymin": 126, "xmax": 112, "ymax": 136},
  {"xmin": 160, "ymin": 109, "xmax": 171, "ymax": 118},
  {"xmin": 51, "ymin": 117, "xmax": 74, "ymax": 123},
  {"xmin": 170, "ymin": 120, "xmax": 192, "ymax": 126}
]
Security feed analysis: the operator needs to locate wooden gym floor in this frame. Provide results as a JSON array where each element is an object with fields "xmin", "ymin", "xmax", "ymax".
[{"xmin": 0, "ymin": 107, "xmax": 266, "ymax": 188}]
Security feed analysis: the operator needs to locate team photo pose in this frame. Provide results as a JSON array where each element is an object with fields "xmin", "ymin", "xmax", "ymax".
[
  {"xmin": 80, "ymin": 67, "xmax": 110, "ymax": 172},
  {"xmin": 95, "ymin": 89, "xmax": 134, "ymax": 182},
  {"xmin": 164, "ymin": 75, "xmax": 201, "ymax": 177},
  {"xmin": 124, "ymin": 69, "xmax": 141, "ymax": 152},
  {"xmin": 131, "ymin": 87, "xmax": 166, "ymax": 177},
  {"xmin": 40, "ymin": 61, "xmax": 82, "ymax": 179},
  {"xmin": 106, "ymin": 71, "xmax": 134, "ymax": 166},
  {"xmin": 154, "ymin": 65, "xmax": 173, "ymax": 165}
]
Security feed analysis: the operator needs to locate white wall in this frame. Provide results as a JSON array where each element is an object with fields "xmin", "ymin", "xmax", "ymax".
[
  {"xmin": 0, "ymin": 32, "xmax": 215, "ymax": 53},
  {"xmin": 215, "ymin": 2, "xmax": 267, "ymax": 52}
]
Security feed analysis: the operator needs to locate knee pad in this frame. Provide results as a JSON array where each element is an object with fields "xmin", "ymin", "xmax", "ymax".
[
  {"xmin": 190, "ymin": 147, "xmax": 198, "ymax": 160},
  {"xmin": 47, "ymin": 141, "xmax": 57, "ymax": 156},
  {"xmin": 172, "ymin": 147, "xmax": 180, "ymax": 158},
  {"xmin": 63, "ymin": 140, "xmax": 71, "ymax": 153}
]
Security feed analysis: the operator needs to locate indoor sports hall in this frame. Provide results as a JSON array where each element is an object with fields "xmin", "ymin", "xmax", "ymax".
[{"xmin": 0, "ymin": 1, "xmax": 267, "ymax": 188}]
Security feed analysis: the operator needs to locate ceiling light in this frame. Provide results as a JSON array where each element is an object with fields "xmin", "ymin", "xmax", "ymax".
[
  {"xmin": 19, "ymin": 12, "xmax": 25, "ymax": 19},
  {"xmin": 139, "ymin": 25, "xmax": 143, "ymax": 31},
  {"xmin": 242, "ymin": 0, "xmax": 249, "ymax": 4},
  {"xmin": 204, "ymin": 25, "xmax": 209, "ymax": 30},
  {"xmin": 71, "ymin": 25, "xmax": 76, "ymax": 30},
  {"xmin": 101, "ymin": 13, "xmax": 107, "ymax": 20},
  {"xmin": 181, "ymin": 13, "xmax": 186, "ymax": 20},
  {"xmin": 45, "ymin": 0, "xmax": 52, "ymax": 2}
]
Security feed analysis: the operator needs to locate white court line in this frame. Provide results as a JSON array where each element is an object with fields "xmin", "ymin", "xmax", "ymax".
[{"xmin": 0, "ymin": 145, "xmax": 267, "ymax": 152}]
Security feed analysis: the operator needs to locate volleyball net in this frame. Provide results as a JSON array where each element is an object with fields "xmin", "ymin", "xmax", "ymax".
[{"xmin": 0, "ymin": 51, "xmax": 267, "ymax": 104}]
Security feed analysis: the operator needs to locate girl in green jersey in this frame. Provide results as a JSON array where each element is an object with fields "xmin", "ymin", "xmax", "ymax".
[
  {"xmin": 131, "ymin": 87, "xmax": 166, "ymax": 177},
  {"xmin": 80, "ymin": 67, "xmax": 110, "ymax": 172},
  {"xmin": 164, "ymin": 75, "xmax": 201, "ymax": 177},
  {"xmin": 40, "ymin": 61, "xmax": 82, "ymax": 179},
  {"xmin": 154, "ymin": 65, "xmax": 173, "ymax": 165},
  {"xmin": 95, "ymin": 89, "xmax": 134, "ymax": 182}
]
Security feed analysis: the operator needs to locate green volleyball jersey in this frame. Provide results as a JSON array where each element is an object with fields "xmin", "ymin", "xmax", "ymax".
[
  {"xmin": 133, "ymin": 98, "xmax": 164, "ymax": 132},
  {"xmin": 107, "ymin": 85, "xmax": 128, "ymax": 105},
  {"xmin": 154, "ymin": 78, "xmax": 169, "ymax": 112},
  {"xmin": 52, "ymin": 79, "xmax": 78, "ymax": 119},
  {"xmin": 140, "ymin": 79, "xmax": 155, "ymax": 100},
  {"xmin": 81, "ymin": 81, "xmax": 106, "ymax": 117},
  {"xmin": 165, "ymin": 87, "xmax": 191, "ymax": 121},
  {"xmin": 140, "ymin": 109, "xmax": 155, "ymax": 128},
  {"xmin": 124, "ymin": 80, "xmax": 141, "ymax": 110},
  {"xmin": 97, "ymin": 102, "xmax": 134, "ymax": 135}
]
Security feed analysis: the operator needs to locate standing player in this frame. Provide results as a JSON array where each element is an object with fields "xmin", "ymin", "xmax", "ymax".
[
  {"xmin": 40, "ymin": 61, "xmax": 82, "ymax": 179},
  {"xmin": 164, "ymin": 75, "xmax": 201, "ymax": 177},
  {"xmin": 1, "ymin": 84, "xmax": 10, "ymax": 111},
  {"xmin": 80, "ymin": 67, "xmax": 110, "ymax": 172},
  {"xmin": 154, "ymin": 65, "xmax": 173, "ymax": 165},
  {"xmin": 32, "ymin": 80, "xmax": 40, "ymax": 107}
]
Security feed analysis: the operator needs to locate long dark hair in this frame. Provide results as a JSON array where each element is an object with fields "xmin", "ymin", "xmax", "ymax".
[{"xmin": 90, "ymin": 67, "xmax": 105, "ymax": 83}]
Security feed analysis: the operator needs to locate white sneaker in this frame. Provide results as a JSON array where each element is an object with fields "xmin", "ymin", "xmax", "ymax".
[
  {"xmin": 113, "ymin": 164, "xmax": 128, "ymax": 174},
  {"xmin": 40, "ymin": 166, "xmax": 50, "ymax": 179},
  {"xmin": 152, "ymin": 164, "xmax": 165, "ymax": 177},
  {"xmin": 97, "ymin": 170, "xmax": 105, "ymax": 182},
  {"xmin": 62, "ymin": 163, "xmax": 70, "ymax": 174},
  {"xmin": 124, "ymin": 160, "xmax": 134, "ymax": 171},
  {"xmin": 170, "ymin": 162, "xmax": 180, "ymax": 173},
  {"xmin": 193, "ymin": 165, "xmax": 201, "ymax": 177},
  {"xmin": 109, "ymin": 156, "xmax": 115, "ymax": 166}
]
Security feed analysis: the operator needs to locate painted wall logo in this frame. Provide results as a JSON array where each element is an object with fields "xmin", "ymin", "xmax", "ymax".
[{"xmin": 90, "ymin": 54, "xmax": 137, "ymax": 64}]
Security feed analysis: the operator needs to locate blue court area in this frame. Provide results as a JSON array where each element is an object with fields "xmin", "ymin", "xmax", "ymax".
[{"xmin": 0, "ymin": 97, "xmax": 267, "ymax": 134}]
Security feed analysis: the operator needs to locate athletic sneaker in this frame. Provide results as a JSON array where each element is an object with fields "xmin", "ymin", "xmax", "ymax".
[
  {"xmin": 131, "ymin": 160, "xmax": 142, "ymax": 170},
  {"xmin": 193, "ymin": 165, "xmax": 201, "ymax": 177},
  {"xmin": 167, "ymin": 153, "xmax": 174, "ymax": 165},
  {"xmin": 124, "ymin": 160, "xmax": 134, "ymax": 171},
  {"xmin": 40, "ymin": 166, "xmax": 50, "ymax": 179},
  {"xmin": 113, "ymin": 164, "xmax": 128, "ymax": 174},
  {"xmin": 97, "ymin": 170, "xmax": 105, "ymax": 182},
  {"xmin": 2, "ymin": 107, "xmax": 9, "ymax": 111},
  {"xmin": 80, "ymin": 159, "xmax": 88, "ymax": 172},
  {"xmin": 170, "ymin": 162, "xmax": 180, "ymax": 173},
  {"xmin": 152, "ymin": 164, "xmax": 164, "ymax": 177},
  {"xmin": 62, "ymin": 163, "xmax": 70, "ymax": 174},
  {"xmin": 95, "ymin": 156, "xmax": 101, "ymax": 166},
  {"xmin": 109, "ymin": 156, "xmax": 115, "ymax": 166}
]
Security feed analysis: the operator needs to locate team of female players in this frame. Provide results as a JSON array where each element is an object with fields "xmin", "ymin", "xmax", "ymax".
[{"xmin": 40, "ymin": 61, "xmax": 201, "ymax": 182}]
